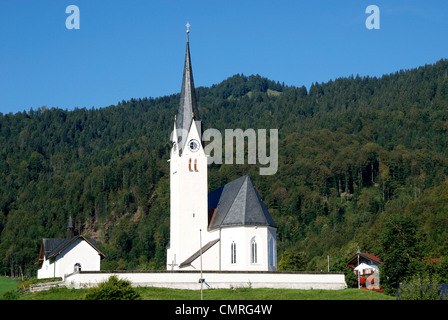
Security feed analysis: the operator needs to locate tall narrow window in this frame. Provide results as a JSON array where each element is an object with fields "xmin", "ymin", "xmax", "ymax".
[
  {"xmin": 188, "ymin": 158, "xmax": 192, "ymax": 171},
  {"xmin": 251, "ymin": 239, "xmax": 258, "ymax": 264},
  {"xmin": 231, "ymin": 241, "xmax": 236, "ymax": 264},
  {"xmin": 269, "ymin": 238, "xmax": 275, "ymax": 266},
  {"xmin": 194, "ymin": 159, "xmax": 198, "ymax": 171}
]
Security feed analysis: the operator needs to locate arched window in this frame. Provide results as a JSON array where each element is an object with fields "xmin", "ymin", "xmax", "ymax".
[
  {"xmin": 231, "ymin": 241, "xmax": 236, "ymax": 264},
  {"xmin": 194, "ymin": 159, "xmax": 198, "ymax": 171},
  {"xmin": 188, "ymin": 158, "xmax": 192, "ymax": 171},
  {"xmin": 251, "ymin": 238, "xmax": 258, "ymax": 264},
  {"xmin": 74, "ymin": 263, "xmax": 81, "ymax": 272}
]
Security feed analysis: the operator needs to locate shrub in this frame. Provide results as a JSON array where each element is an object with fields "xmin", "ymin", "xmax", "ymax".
[
  {"xmin": 1, "ymin": 290, "xmax": 20, "ymax": 300},
  {"xmin": 398, "ymin": 274, "xmax": 445, "ymax": 300},
  {"xmin": 278, "ymin": 250, "xmax": 307, "ymax": 271},
  {"xmin": 83, "ymin": 275, "xmax": 141, "ymax": 300}
]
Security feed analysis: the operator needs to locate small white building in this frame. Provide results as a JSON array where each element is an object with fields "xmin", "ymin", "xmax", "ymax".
[{"xmin": 37, "ymin": 217, "xmax": 104, "ymax": 279}]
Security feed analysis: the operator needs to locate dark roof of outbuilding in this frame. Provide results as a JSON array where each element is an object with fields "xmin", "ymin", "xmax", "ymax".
[
  {"xmin": 208, "ymin": 175, "xmax": 277, "ymax": 230},
  {"xmin": 39, "ymin": 235, "xmax": 104, "ymax": 261}
]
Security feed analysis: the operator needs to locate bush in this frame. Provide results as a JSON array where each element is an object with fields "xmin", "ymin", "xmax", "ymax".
[
  {"xmin": 1, "ymin": 290, "xmax": 20, "ymax": 300},
  {"xmin": 83, "ymin": 275, "xmax": 141, "ymax": 300},
  {"xmin": 278, "ymin": 250, "xmax": 307, "ymax": 271},
  {"xmin": 398, "ymin": 274, "xmax": 446, "ymax": 300}
]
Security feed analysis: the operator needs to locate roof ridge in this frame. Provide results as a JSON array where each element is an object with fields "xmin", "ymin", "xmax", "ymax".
[{"xmin": 47, "ymin": 235, "xmax": 105, "ymax": 259}]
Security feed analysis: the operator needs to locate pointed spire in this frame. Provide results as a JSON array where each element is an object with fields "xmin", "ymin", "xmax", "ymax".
[{"xmin": 175, "ymin": 23, "xmax": 200, "ymax": 153}]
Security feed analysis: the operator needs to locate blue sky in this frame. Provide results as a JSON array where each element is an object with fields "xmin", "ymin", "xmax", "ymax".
[{"xmin": 1, "ymin": 0, "xmax": 447, "ymax": 114}]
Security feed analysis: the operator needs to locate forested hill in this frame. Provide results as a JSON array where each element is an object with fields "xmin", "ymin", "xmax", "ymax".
[{"xmin": 1, "ymin": 60, "xmax": 448, "ymax": 278}]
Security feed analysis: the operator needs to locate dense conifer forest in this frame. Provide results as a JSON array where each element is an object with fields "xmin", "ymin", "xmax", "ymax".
[{"xmin": 1, "ymin": 60, "xmax": 448, "ymax": 293}]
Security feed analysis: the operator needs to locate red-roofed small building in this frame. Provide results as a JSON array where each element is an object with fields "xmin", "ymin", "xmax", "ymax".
[{"xmin": 347, "ymin": 252, "xmax": 382, "ymax": 290}]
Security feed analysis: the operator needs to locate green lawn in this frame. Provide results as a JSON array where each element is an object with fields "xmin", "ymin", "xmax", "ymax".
[
  {"xmin": 9, "ymin": 285, "xmax": 394, "ymax": 300},
  {"xmin": 0, "ymin": 277, "xmax": 21, "ymax": 297},
  {"xmin": 138, "ymin": 287, "xmax": 394, "ymax": 300},
  {"xmin": 1, "ymin": 275, "xmax": 394, "ymax": 300}
]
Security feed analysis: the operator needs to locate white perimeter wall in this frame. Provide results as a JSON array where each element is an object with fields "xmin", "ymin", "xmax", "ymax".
[{"xmin": 65, "ymin": 271, "xmax": 346, "ymax": 290}]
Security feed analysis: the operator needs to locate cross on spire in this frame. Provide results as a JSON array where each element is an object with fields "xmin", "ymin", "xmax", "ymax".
[{"xmin": 186, "ymin": 22, "xmax": 190, "ymax": 33}]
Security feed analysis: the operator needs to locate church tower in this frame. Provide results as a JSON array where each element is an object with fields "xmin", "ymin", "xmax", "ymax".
[{"xmin": 167, "ymin": 24, "xmax": 209, "ymax": 270}]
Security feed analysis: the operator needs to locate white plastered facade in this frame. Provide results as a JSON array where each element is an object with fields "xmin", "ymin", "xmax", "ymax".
[{"xmin": 37, "ymin": 238, "xmax": 101, "ymax": 279}]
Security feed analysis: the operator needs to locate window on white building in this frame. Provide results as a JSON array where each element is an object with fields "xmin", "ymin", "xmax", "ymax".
[
  {"xmin": 269, "ymin": 238, "xmax": 275, "ymax": 266},
  {"xmin": 231, "ymin": 242, "xmax": 236, "ymax": 264},
  {"xmin": 74, "ymin": 263, "xmax": 82, "ymax": 272},
  {"xmin": 251, "ymin": 238, "xmax": 258, "ymax": 264}
]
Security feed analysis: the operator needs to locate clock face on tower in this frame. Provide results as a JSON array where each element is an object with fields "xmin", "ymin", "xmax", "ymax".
[{"xmin": 188, "ymin": 139, "xmax": 200, "ymax": 152}]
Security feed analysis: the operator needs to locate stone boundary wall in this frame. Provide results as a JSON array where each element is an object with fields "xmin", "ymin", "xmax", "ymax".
[{"xmin": 64, "ymin": 270, "xmax": 346, "ymax": 290}]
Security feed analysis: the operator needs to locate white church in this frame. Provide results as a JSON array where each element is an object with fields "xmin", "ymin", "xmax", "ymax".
[
  {"xmin": 166, "ymin": 27, "xmax": 278, "ymax": 272},
  {"xmin": 44, "ymin": 26, "xmax": 346, "ymax": 291}
]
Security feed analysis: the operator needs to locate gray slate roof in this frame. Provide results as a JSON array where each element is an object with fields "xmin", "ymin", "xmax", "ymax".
[
  {"xmin": 208, "ymin": 175, "xmax": 277, "ymax": 230},
  {"xmin": 40, "ymin": 235, "xmax": 103, "ymax": 260}
]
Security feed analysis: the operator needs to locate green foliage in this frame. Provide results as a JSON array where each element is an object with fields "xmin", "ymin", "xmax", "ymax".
[
  {"xmin": 398, "ymin": 274, "xmax": 446, "ymax": 300},
  {"xmin": 1, "ymin": 290, "xmax": 20, "ymax": 300},
  {"xmin": 83, "ymin": 275, "xmax": 141, "ymax": 300},
  {"xmin": 330, "ymin": 258, "xmax": 358, "ymax": 288},
  {"xmin": 379, "ymin": 214, "xmax": 422, "ymax": 294},
  {"xmin": 278, "ymin": 250, "xmax": 307, "ymax": 271}
]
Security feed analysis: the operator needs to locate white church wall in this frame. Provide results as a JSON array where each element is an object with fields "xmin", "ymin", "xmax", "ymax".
[
  {"xmin": 220, "ymin": 226, "xmax": 276, "ymax": 271},
  {"xmin": 189, "ymin": 237, "xmax": 220, "ymax": 271},
  {"xmin": 38, "ymin": 239, "xmax": 101, "ymax": 279},
  {"xmin": 57, "ymin": 239, "xmax": 101, "ymax": 278},
  {"xmin": 37, "ymin": 258, "xmax": 54, "ymax": 279}
]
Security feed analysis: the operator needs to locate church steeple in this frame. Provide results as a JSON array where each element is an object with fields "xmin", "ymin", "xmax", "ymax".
[
  {"xmin": 167, "ymin": 23, "xmax": 209, "ymax": 270},
  {"xmin": 175, "ymin": 22, "xmax": 201, "ymax": 154}
]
